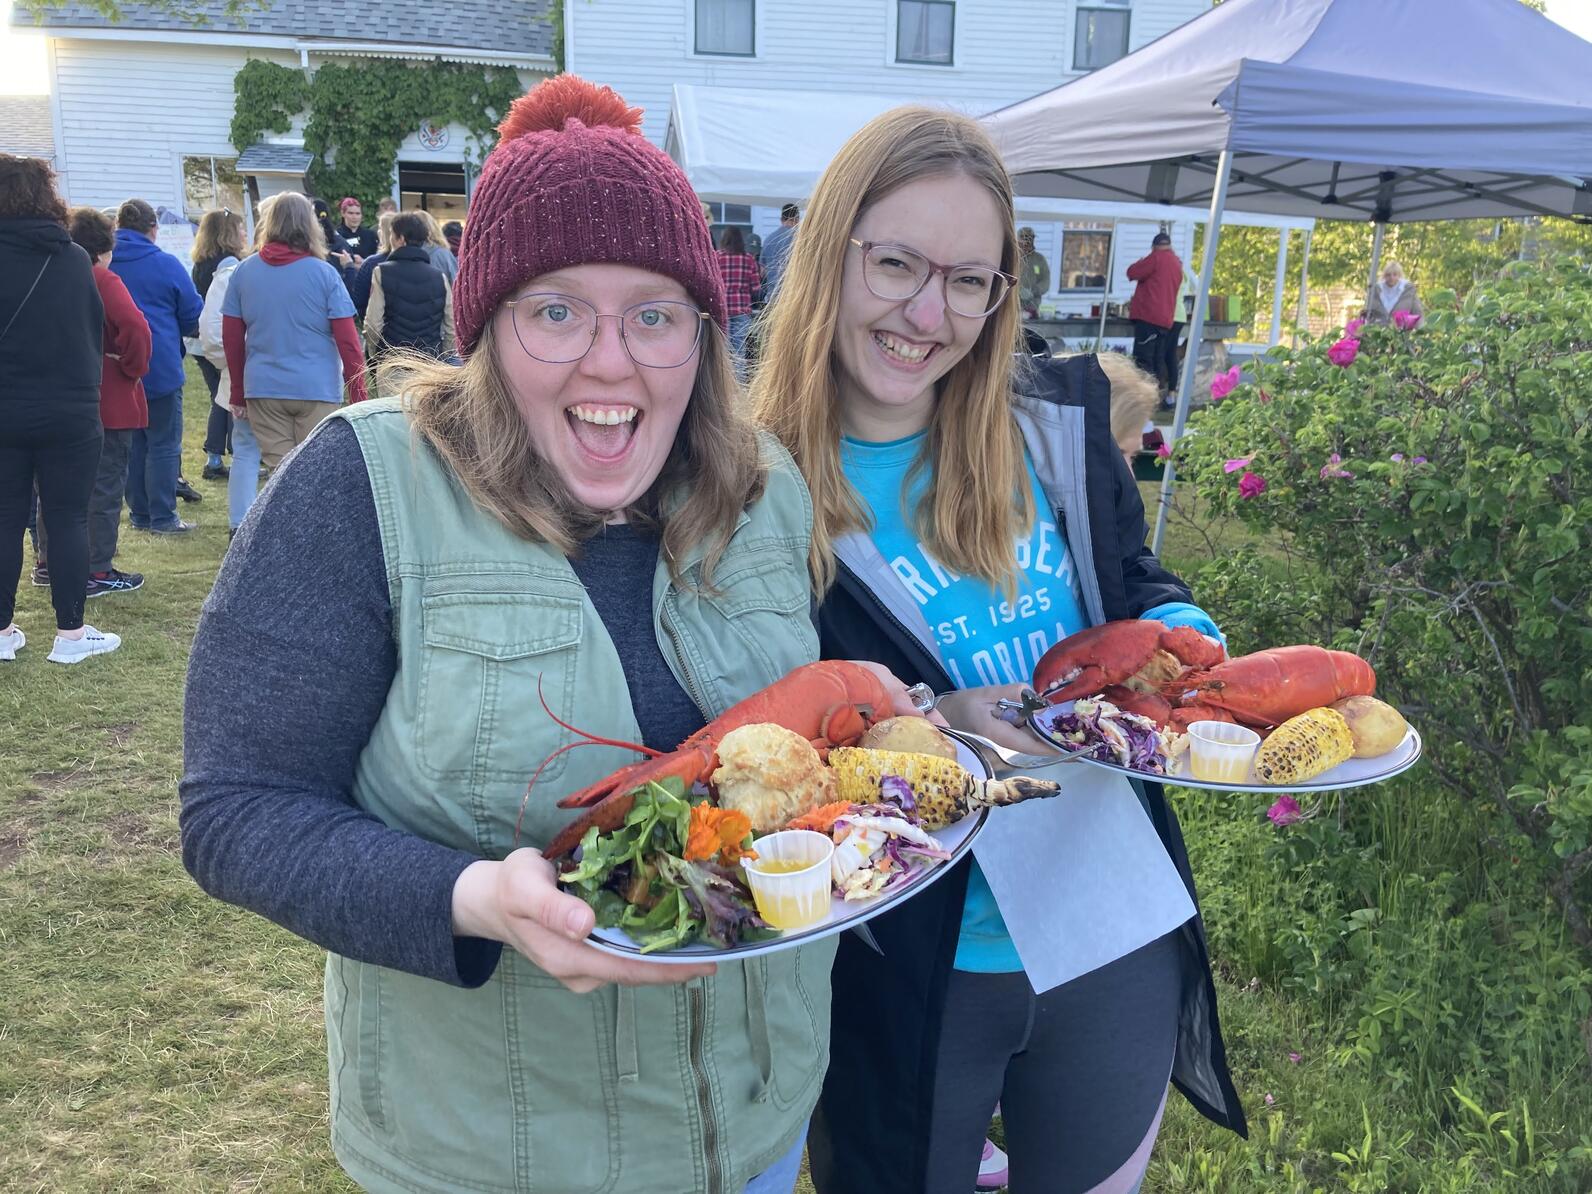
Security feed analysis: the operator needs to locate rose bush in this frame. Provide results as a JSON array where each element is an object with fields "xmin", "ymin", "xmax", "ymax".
[{"xmin": 1170, "ymin": 257, "xmax": 1592, "ymax": 938}]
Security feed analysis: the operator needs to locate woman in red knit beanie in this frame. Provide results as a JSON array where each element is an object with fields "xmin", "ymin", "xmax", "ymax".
[{"xmin": 181, "ymin": 74, "xmax": 920, "ymax": 1194}]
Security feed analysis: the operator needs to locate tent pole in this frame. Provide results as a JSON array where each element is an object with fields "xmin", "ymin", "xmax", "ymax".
[
  {"xmin": 1367, "ymin": 220, "xmax": 1386, "ymax": 296},
  {"xmin": 1269, "ymin": 227, "xmax": 1289, "ymax": 347},
  {"xmin": 1294, "ymin": 225, "xmax": 1312, "ymax": 347},
  {"xmin": 1152, "ymin": 148, "xmax": 1232, "ymax": 557},
  {"xmin": 1094, "ymin": 220, "xmax": 1119, "ymax": 350}
]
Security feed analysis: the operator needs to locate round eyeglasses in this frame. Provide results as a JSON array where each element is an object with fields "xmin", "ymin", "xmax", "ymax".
[
  {"xmin": 503, "ymin": 292, "xmax": 709, "ymax": 369},
  {"xmin": 849, "ymin": 239, "xmax": 1015, "ymax": 318}
]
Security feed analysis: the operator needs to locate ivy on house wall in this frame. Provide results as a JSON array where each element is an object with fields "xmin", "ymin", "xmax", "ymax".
[{"xmin": 232, "ymin": 58, "xmax": 524, "ymax": 210}]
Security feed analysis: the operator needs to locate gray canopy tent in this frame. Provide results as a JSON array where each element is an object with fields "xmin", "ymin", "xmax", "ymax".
[{"xmin": 982, "ymin": 0, "xmax": 1592, "ymax": 553}]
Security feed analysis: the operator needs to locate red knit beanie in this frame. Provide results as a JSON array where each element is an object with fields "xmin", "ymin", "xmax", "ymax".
[{"xmin": 454, "ymin": 75, "xmax": 726, "ymax": 355}]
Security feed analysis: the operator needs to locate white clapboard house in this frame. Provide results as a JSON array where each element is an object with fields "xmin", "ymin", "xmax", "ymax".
[
  {"xmin": 566, "ymin": 0, "xmax": 1214, "ymax": 316},
  {"xmin": 9, "ymin": 0, "xmax": 555, "ymax": 232}
]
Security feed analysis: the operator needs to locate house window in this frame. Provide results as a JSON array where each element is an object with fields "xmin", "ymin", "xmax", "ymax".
[
  {"xmin": 696, "ymin": 0, "xmax": 755, "ymax": 56},
  {"xmin": 182, "ymin": 155, "xmax": 244, "ymax": 220},
  {"xmin": 896, "ymin": 0, "xmax": 954, "ymax": 65},
  {"xmin": 1060, "ymin": 225, "xmax": 1112, "ymax": 290},
  {"xmin": 1073, "ymin": 2, "xmax": 1130, "ymax": 71}
]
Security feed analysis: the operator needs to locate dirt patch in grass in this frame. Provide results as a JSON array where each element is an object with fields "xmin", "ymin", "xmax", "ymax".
[
  {"xmin": 104, "ymin": 722, "xmax": 140, "ymax": 747},
  {"xmin": 0, "ymin": 827, "xmax": 28, "ymax": 869},
  {"xmin": 29, "ymin": 768, "xmax": 89, "ymax": 793},
  {"xmin": 103, "ymin": 812, "xmax": 175, "ymax": 856}
]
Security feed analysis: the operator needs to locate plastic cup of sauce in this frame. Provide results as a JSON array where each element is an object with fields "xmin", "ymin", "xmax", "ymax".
[
  {"xmin": 742, "ymin": 830, "xmax": 834, "ymax": 930},
  {"xmin": 1187, "ymin": 720, "xmax": 1262, "ymax": 783}
]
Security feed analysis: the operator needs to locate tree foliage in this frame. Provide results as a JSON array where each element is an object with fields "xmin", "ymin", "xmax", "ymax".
[
  {"xmin": 1171, "ymin": 256, "xmax": 1592, "ymax": 942},
  {"xmin": 231, "ymin": 58, "xmax": 522, "ymax": 213}
]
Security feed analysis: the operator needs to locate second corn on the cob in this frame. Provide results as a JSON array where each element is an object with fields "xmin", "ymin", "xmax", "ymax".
[
  {"xmin": 1253, "ymin": 707, "xmax": 1354, "ymax": 784},
  {"xmin": 827, "ymin": 747, "xmax": 1061, "ymax": 830}
]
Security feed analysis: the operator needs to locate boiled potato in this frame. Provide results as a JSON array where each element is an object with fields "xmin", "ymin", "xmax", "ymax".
[
  {"xmin": 858, "ymin": 716, "xmax": 957, "ymax": 760},
  {"xmin": 1331, "ymin": 696, "xmax": 1408, "ymax": 758}
]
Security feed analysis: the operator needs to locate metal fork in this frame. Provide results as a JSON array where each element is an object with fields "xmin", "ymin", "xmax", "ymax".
[{"xmin": 941, "ymin": 726, "xmax": 1086, "ymax": 772}]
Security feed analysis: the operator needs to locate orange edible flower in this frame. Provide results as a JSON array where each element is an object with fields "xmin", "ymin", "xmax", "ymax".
[
  {"xmin": 685, "ymin": 804, "xmax": 758, "ymax": 864},
  {"xmin": 788, "ymin": 801, "xmax": 855, "ymax": 835}
]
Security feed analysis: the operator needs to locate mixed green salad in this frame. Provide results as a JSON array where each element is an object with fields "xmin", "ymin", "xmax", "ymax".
[{"xmin": 557, "ymin": 779, "xmax": 777, "ymax": 953}]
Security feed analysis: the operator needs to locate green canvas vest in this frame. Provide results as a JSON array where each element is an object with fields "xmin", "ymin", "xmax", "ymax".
[{"xmin": 319, "ymin": 399, "xmax": 836, "ymax": 1194}]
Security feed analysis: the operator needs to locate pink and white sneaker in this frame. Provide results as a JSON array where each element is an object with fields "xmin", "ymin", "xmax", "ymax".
[{"xmin": 976, "ymin": 1137, "xmax": 1010, "ymax": 1191}]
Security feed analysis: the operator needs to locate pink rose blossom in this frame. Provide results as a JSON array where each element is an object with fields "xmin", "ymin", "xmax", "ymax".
[
  {"xmin": 1238, "ymin": 471, "xmax": 1267, "ymax": 500},
  {"xmin": 1327, "ymin": 338, "xmax": 1360, "ymax": 367},
  {"xmin": 1319, "ymin": 453, "xmax": 1354, "ymax": 480},
  {"xmin": 1344, "ymin": 317, "xmax": 1366, "ymax": 339},
  {"xmin": 1223, "ymin": 456, "xmax": 1254, "ymax": 474},
  {"xmin": 1210, "ymin": 366, "xmax": 1242, "ymax": 400},
  {"xmin": 1288, "ymin": 1051, "xmax": 1302, "ymax": 1064},
  {"xmin": 1267, "ymin": 795, "xmax": 1303, "ymax": 825},
  {"xmin": 1392, "ymin": 310, "xmax": 1422, "ymax": 331},
  {"xmin": 1155, "ymin": 443, "xmax": 1172, "ymax": 459}
]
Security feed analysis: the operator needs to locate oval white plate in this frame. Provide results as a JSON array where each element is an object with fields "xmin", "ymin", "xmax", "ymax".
[
  {"xmin": 1028, "ymin": 703, "xmax": 1423, "ymax": 794},
  {"xmin": 585, "ymin": 736, "xmax": 991, "ymax": 964}
]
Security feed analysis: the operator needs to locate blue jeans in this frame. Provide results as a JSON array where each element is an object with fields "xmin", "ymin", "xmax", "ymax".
[
  {"xmin": 126, "ymin": 387, "xmax": 183, "ymax": 529},
  {"xmin": 743, "ymin": 1123, "xmax": 806, "ymax": 1194},
  {"xmin": 728, "ymin": 313, "xmax": 753, "ymax": 379},
  {"xmin": 228, "ymin": 411, "xmax": 262, "ymax": 529}
]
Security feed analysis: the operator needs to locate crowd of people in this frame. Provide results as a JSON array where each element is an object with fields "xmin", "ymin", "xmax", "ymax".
[{"xmin": 0, "ymin": 158, "xmax": 461, "ymax": 663}]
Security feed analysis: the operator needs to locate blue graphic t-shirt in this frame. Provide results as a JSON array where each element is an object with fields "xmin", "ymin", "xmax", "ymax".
[{"xmin": 841, "ymin": 432, "xmax": 1089, "ymax": 972}]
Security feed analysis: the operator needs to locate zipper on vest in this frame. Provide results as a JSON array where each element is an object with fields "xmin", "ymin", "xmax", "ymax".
[{"xmin": 687, "ymin": 983, "xmax": 724, "ymax": 1194}]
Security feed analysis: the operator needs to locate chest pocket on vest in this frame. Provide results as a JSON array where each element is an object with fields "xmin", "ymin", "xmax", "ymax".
[
  {"xmin": 417, "ymin": 589, "xmax": 583, "ymax": 785},
  {"xmin": 695, "ymin": 551, "xmax": 817, "ymax": 684}
]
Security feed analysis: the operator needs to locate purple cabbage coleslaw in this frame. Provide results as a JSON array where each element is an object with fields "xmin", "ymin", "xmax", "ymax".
[{"xmin": 1035, "ymin": 697, "xmax": 1181, "ymax": 774}]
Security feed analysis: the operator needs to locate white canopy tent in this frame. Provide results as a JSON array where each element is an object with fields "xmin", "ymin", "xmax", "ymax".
[
  {"xmin": 665, "ymin": 82, "xmax": 1312, "ymax": 343},
  {"xmin": 982, "ymin": 0, "xmax": 1592, "ymax": 552}
]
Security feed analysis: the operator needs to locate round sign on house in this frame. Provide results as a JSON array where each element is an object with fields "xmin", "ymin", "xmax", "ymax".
[{"xmin": 418, "ymin": 121, "xmax": 450, "ymax": 151}]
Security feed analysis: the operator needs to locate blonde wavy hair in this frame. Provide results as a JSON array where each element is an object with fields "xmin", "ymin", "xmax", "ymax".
[
  {"xmin": 750, "ymin": 106, "xmax": 1026, "ymax": 595},
  {"xmin": 374, "ymin": 210, "xmax": 397, "ymax": 255},
  {"xmin": 391, "ymin": 317, "xmax": 763, "ymax": 586},
  {"xmin": 255, "ymin": 192, "xmax": 327, "ymax": 259}
]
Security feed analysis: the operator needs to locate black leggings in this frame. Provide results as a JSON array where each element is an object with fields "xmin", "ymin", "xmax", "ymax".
[
  {"xmin": 1, "ymin": 409, "xmax": 102, "ymax": 631},
  {"xmin": 921, "ymin": 930, "xmax": 1183, "ymax": 1193},
  {"xmin": 197, "ymin": 357, "xmax": 232, "ymax": 457}
]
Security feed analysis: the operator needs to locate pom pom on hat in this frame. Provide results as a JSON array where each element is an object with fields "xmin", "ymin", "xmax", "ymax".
[
  {"xmin": 454, "ymin": 74, "xmax": 725, "ymax": 355},
  {"xmin": 498, "ymin": 74, "xmax": 643, "ymax": 142}
]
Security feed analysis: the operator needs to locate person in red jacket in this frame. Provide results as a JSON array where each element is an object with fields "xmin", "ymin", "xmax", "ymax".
[
  {"xmin": 1125, "ymin": 232, "xmax": 1183, "ymax": 398},
  {"xmin": 69, "ymin": 206, "xmax": 151, "ymax": 596}
]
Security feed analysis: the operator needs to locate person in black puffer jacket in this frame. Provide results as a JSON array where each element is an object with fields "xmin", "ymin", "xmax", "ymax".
[
  {"xmin": 362, "ymin": 212, "xmax": 455, "ymax": 394},
  {"xmin": 0, "ymin": 153, "xmax": 121, "ymax": 664}
]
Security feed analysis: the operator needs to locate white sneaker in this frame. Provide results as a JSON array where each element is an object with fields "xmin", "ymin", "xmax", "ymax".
[
  {"xmin": 0, "ymin": 626, "xmax": 23, "ymax": 660},
  {"xmin": 47, "ymin": 625, "xmax": 121, "ymax": 664}
]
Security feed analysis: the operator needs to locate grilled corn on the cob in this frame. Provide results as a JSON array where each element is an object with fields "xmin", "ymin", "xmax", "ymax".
[
  {"xmin": 1253, "ymin": 707, "xmax": 1354, "ymax": 784},
  {"xmin": 827, "ymin": 747, "xmax": 1061, "ymax": 830}
]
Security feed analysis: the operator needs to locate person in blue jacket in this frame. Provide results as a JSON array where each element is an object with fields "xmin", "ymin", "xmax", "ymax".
[{"xmin": 109, "ymin": 199, "xmax": 203, "ymax": 534}]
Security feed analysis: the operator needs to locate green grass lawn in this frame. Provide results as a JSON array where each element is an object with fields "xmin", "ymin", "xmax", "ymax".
[{"xmin": 4, "ymin": 370, "xmax": 1586, "ymax": 1191}]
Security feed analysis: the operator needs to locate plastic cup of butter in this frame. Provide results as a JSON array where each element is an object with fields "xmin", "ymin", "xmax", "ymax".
[
  {"xmin": 1186, "ymin": 720, "xmax": 1262, "ymax": 783},
  {"xmin": 741, "ymin": 830, "xmax": 834, "ymax": 931}
]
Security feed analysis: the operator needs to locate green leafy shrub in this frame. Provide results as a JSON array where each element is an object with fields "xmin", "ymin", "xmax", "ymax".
[{"xmin": 1158, "ymin": 257, "xmax": 1592, "ymax": 1187}]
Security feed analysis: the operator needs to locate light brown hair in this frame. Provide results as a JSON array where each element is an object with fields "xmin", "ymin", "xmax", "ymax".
[
  {"xmin": 256, "ymin": 192, "xmax": 327, "ymax": 258},
  {"xmin": 193, "ymin": 208, "xmax": 245, "ymax": 263},
  {"xmin": 374, "ymin": 210, "xmax": 397, "ymax": 255},
  {"xmin": 0, "ymin": 155, "xmax": 68, "ymax": 223},
  {"xmin": 393, "ymin": 317, "xmax": 765, "ymax": 585},
  {"xmin": 749, "ymin": 106, "xmax": 1025, "ymax": 594}
]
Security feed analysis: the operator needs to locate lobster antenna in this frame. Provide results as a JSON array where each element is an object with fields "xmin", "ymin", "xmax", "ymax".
[
  {"xmin": 537, "ymin": 673, "xmax": 663, "ymax": 758},
  {"xmin": 514, "ymin": 739, "xmax": 612, "ymax": 848}
]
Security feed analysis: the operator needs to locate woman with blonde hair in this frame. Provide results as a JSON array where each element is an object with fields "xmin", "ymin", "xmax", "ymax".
[
  {"xmin": 182, "ymin": 76, "xmax": 919, "ymax": 1193},
  {"xmin": 752, "ymin": 106, "xmax": 1245, "ymax": 1192},
  {"xmin": 191, "ymin": 208, "xmax": 246, "ymax": 480},
  {"xmin": 220, "ymin": 191, "xmax": 367, "ymax": 473},
  {"xmin": 415, "ymin": 208, "xmax": 459, "ymax": 284}
]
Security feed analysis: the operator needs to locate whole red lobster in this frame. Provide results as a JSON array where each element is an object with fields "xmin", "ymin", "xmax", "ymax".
[
  {"xmin": 1032, "ymin": 620, "xmax": 1375, "ymax": 732},
  {"xmin": 538, "ymin": 661, "xmax": 893, "ymax": 859}
]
